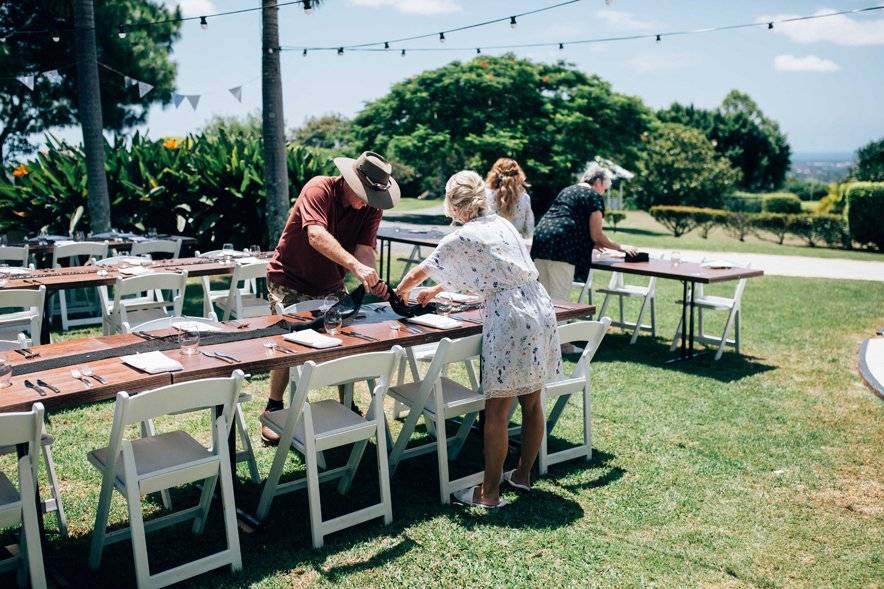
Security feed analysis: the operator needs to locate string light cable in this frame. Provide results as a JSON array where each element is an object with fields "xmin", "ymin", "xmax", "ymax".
[{"xmin": 283, "ymin": 4, "xmax": 884, "ymax": 54}]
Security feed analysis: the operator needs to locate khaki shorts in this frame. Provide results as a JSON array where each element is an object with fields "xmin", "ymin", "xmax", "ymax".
[
  {"xmin": 267, "ymin": 282, "xmax": 348, "ymax": 315},
  {"xmin": 534, "ymin": 259, "xmax": 575, "ymax": 302}
]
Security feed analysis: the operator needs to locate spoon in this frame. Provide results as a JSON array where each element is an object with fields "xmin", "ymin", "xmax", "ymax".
[
  {"xmin": 70, "ymin": 368, "xmax": 92, "ymax": 387},
  {"xmin": 79, "ymin": 366, "xmax": 106, "ymax": 384}
]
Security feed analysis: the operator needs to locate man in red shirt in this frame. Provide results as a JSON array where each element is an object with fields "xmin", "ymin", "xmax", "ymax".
[{"xmin": 262, "ymin": 151, "xmax": 400, "ymax": 443}]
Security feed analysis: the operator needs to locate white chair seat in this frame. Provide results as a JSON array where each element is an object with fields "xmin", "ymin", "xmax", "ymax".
[
  {"xmin": 597, "ymin": 284, "xmax": 650, "ymax": 297},
  {"xmin": 389, "ymin": 377, "xmax": 484, "ymax": 418},
  {"xmin": 88, "ymin": 430, "xmax": 211, "ymax": 484},
  {"xmin": 676, "ymin": 295, "xmax": 735, "ymax": 309},
  {"xmin": 261, "ymin": 400, "xmax": 372, "ymax": 448},
  {"xmin": 0, "ymin": 472, "xmax": 18, "ymax": 506}
]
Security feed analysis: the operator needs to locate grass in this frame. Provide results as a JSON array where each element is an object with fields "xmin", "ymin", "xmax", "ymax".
[
  {"xmin": 388, "ymin": 197, "xmax": 441, "ymax": 213},
  {"xmin": 1, "ymin": 264, "xmax": 883, "ymax": 588}
]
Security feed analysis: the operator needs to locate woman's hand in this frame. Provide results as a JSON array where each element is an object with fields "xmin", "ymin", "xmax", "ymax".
[
  {"xmin": 416, "ymin": 285, "xmax": 444, "ymax": 306},
  {"xmin": 619, "ymin": 244, "xmax": 639, "ymax": 256}
]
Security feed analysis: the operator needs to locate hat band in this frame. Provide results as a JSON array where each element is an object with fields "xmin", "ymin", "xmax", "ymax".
[{"xmin": 356, "ymin": 165, "xmax": 392, "ymax": 191}]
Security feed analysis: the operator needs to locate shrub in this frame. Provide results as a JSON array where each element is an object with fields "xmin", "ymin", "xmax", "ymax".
[
  {"xmin": 723, "ymin": 191, "xmax": 763, "ymax": 213},
  {"xmin": 811, "ymin": 214, "xmax": 851, "ymax": 249},
  {"xmin": 845, "ymin": 182, "xmax": 884, "ymax": 250},
  {"xmin": 649, "ymin": 205, "xmax": 700, "ymax": 237},
  {"xmin": 751, "ymin": 213, "xmax": 793, "ymax": 244},
  {"xmin": 762, "ymin": 192, "xmax": 802, "ymax": 214},
  {"xmin": 785, "ymin": 178, "xmax": 829, "ymax": 201},
  {"xmin": 692, "ymin": 208, "xmax": 728, "ymax": 238},
  {"xmin": 723, "ymin": 211, "xmax": 754, "ymax": 241},
  {"xmin": 606, "ymin": 211, "xmax": 626, "ymax": 232},
  {"xmin": 850, "ymin": 137, "xmax": 884, "ymax": 181}
]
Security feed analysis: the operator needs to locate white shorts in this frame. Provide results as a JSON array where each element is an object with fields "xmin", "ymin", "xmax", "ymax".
[{"xmin": 534, "ymin": 259, "xmax": 575, "ymax": 302}]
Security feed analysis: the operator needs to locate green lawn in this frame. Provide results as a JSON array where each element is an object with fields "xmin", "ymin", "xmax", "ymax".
[
  {"xmin": 389, "ymin": 197, "xmax": 441, "ymax": 213},
  {"xmin": 1, "ymin": 268, "xmax": 882, "ymax": 587},
  {"xmin": 608, "ymin": 210, "xmax": 883, "ymax": 261}
]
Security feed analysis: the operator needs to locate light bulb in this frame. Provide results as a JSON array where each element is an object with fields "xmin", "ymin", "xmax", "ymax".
[
  {"xmin": 52, "ymin": 34, "xmax": 60, "ymax": 42},
  {"xmin": 200, "ymin": 16, "xmax": 208, "ymax": 30},
  {"xmin": 384, "ymin": 41, "xmax": 390, "ymax": 50},
  {"xmin": 303, "ymin": 0, "xmax": 314, "ymax": 15},
  {"xmin": 337, "ymin": 47, "xmax": 344, "ymax": 56},
  {"xmin": 510, "ymin": 16, "xmax": 517, "ymax": 29},
  {"xmin": 439, "ymin": 32, "xmax": 445, "ymax": 43},
  {"xmin": 558, "ymin": 42, "xmax": 564, "ymax": 50},
  {"xmin": 476, "ymin": 48, "xmax": 481, "ymax": 54},
  {"xmin": 302, "ymin": 49, "xmax": 307, "ymax": 56},
  {"xmin": 118, "ymin": 27, "xmax": 127, "ymax": 39},
  {"xmin": 401, "ymin": 49, "xmax": 406, "ymax": 57},
  {"xmin": 655, "ymin": 34, "xmax": 661, "ymax": 43}
]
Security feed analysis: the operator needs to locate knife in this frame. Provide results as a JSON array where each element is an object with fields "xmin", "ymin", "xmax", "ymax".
[
  {"xmin": 214, "ymin": 351, "xmax": 240, "ymax": 362},
  {"xmin": 23, "ymin": 380, "xmax": 47, "ymax": 397},
  {"xmin": 345, "ymin": 331, "xmax": 378, "ymax": 342},
  {"xmin": 36, "ymin": 379, "xmax": 61, "ymax": 394},
  {"xmin": 201, "ymin": 350, "xmax": 234, "ymax": 363},
  {"xmin": 14, "ymin": 348, "xmax": 35, "ymax": 359}
]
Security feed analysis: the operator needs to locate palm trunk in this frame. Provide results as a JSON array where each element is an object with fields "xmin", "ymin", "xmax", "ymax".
[
  {"xmin": 262, "ymin": 0, "xmax": 289, "ymax": 247},
  {"xmin": 73, "ymin": 0, "xmax": 111, "ymax": 233}
]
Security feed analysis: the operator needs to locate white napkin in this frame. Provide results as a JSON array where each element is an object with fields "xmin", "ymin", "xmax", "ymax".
[
  {"xmin": 407, "ymin": 314, "xmax": 463, "ymax": 329},
  {"xmin": 236, "ymin": 257, "xmax": 266, "ymax": 265},
  {"xmin": 121, "ymin": 351, "xmax": 183, "ymax": 374},
  {"xmin": 0, "ymin": 267, "xmax": 31, "ymax": 276},
  {"xmin": 171, "ymin": 320, "xmax": 223, "ymax": 333},
  {"xmin": 701, "ymin": 260, "xmax": 735, "ymax": 269},
  {"xmin": 284, "ymin": 328, "xmax": 342, "ymax": 349},
  {"xmin": 120, "ymin": 266, "xmax": 152, "ymax": 276},
  {"xmin": 438, "ymin": 291, "xmax": 481, "ymax": 304}
]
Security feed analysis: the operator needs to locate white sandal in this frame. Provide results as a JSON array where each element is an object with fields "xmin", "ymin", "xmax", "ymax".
[
  {"xmin": 452, "ymin": 486, "xmax": 507, "ymax": 508},
  {"xmin": 502, "ymin": 470, "xmax": 531, "ymax": 491}
]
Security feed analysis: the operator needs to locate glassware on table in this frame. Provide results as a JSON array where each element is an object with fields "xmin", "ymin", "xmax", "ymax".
[
  {"xmin": 177, "ymin": 329, "xmax": 200, "ymax": 356},
  {"xmin": 670, "ymin": 251, "xmax": 682, "ymax": 267},
  {"xmin": 0, "ymin": 354, "xmax": 11, "ymax": 388},
  {"xmin": 74, "ymin": 230, "xmax": 86, "ymax": 242},
  {"xmin": 147, "ymin": 228, "xmax": 159, "ymax": 239},
  {"xmin": 320, "ymin": 294, "xmax": 339, "ymax": 313},
  {"xmin": 263, "ymin": 340, "xmax": 279, "ymax": 354},
  {"xmin": 323, "ymin": 308, "xmax": 342, "ymax": 336},
  {"xmin": 0, "ymin": 234, "xmax": 6, "ymax": 246},
  {"xmin": 249, "ymin": 245, "xmax": 261, "ymax": 255},
  {"xmin": 435, "ymin": 294, "xmax": 453, "ymax": 316}
]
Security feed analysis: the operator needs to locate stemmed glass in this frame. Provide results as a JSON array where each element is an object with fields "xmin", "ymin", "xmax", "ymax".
[
  {"xmin": 670, "ymin": 251, "xmax": 682, "ymax": 267},
  {"xmin": 324, "ymin": 307, "xmax": 342, "ymax": 336}
]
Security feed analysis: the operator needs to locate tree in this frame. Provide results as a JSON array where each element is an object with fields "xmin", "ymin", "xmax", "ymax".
[
  {"xmin": 632, "ymin": 122, "xmax": 740, "ymax": 210},
  {"xmin": 349, "ymin": 54, "xmax": 654, "ymax": 215},
  {"xmin": 0, "ymin": 1, "xmax": 180, "ymax": 163},
  {"xmin": 202, "ymin": 112, "xmax": 262, "ymax": 141},
  {"xmin": 658, "ymin": 90, "xmax": 791, "ymax": 192},
  {"xmin": 291, "ymin": 113, "xmax": 352, "ymax": 150},
  {"xmin": 261, "ymin": 0, "xmax": 289, "ymax": 245},
  {"xmin": 850, "ymin": 137, "xmax": 884, "ymax": 181}
]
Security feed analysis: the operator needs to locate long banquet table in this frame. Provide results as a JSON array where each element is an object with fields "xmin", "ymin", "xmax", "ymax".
[{"xmin": 0, "ymin": 300, "xmax": 595, "ymax": 414}]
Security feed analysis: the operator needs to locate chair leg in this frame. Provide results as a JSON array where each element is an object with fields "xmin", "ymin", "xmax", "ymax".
[
  {"xmin": 59, "ymin": 290, "xmax": 70, "ymax": 331},
  {"xmin": 597, "ymin": 292, "xmax": 611, "ymax": 319},
  {"xmin": 374, "ymin": 398, "xmax": 394, "ymax": 525},
  {"xmin": 715, "ymin": 307, "xmax": 738, "ymax": 361},
  {"xmin": 88, "ymin": 469, "xmax": 116, "ymax": 570},
  {"xmin": 41, "ymin": 443, "xmax": 68, "ymax": 538},
  {"xmin": 448, "ymin": 411, "xmax": 478, "ymax": 461},
  {"xmin": 256, "ymin": 430, "xmax": 291, "ymax": 522},
  {"xmin": 387, "ymin": 403, "xmax": 423, "ymax": 475},
  {"xmin": 19, "ymin": 458, "xmax": 47, "ymax": 589},
  {"xmin": 630, "ymin": 294, "xmax": 649, "ymax": 344},
  {"xmin": 191, "ymin": 473, "xmax": 219, "ymax": 535},
  {"xmin": 305, "ymin": 449, "xmax": 325, "ymax": 549},
  {"xmin": 217, "ymin": 437, "xmax": 243, "ymax": 572},
  {"xmin": 124, "ymin": 472, "xmax": 152, "ymax": 588},
  {"xmin": 234, "ymin": 404, "xmax": 260, "ymax": 484},
  {"xmin": 435, "ymin": 413, "xmax": 451, "ymax": 504},
  {"xmin": 336, "ymin": 439, "xmax": 369, "ymax": 495},
  {"xmin": 140, "ymin": 420, "xmax": 173, "ymax": 510}
]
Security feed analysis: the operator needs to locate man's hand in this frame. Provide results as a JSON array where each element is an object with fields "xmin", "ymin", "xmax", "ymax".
[{"xmin": 352, "ymin": 261, "xmax": 388, "ymax": 298}]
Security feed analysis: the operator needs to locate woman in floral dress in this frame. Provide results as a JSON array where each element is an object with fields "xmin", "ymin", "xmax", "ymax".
[{"xmin": 395, "ymin": 171, "xmax": 562, "ymax": 507}]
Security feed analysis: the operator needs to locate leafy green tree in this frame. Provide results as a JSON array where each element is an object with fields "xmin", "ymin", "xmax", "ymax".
[
  {"xmin": 850, "ymin": 137, "xmax": 884, "ymax": 181},
  {"xmin": 0, "ymin": 0, "xmax": 180, "ymax": 163},
  {"xmin": 349, "ymin": 54, "xmax": 654, "ymax": 214},
  {"xmin": 632, "ymin": 122, "xmax": 740, "ymax": 210},
  {"xmin": 659, "ymin": 90, "xmax": 791, "ymax": 192},
  {"xmin": 202, "ymin": 112, "xmax": 263, "ymax": 141},
  {"xmin": 291, "ymin": 113, "xmax": 352, "ymax": 150}
]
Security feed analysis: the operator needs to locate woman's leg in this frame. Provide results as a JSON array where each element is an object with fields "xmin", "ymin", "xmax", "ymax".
[
  {"xmin": 478, "ymin": 397, "xmax": 513, "ymax": 504},
  {"xmin": 513, "ymin": 390, "xmax": 543, "ymax": 487}
]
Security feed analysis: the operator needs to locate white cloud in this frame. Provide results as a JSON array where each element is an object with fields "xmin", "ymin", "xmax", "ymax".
[
  {"xmin": 758, "ymin": 9, "xmax": 884, "ymax": 46},
  {"xmin": 350, "ymin": 0, "xmax": 462, "ymax": 16},
  {"xmin": 596, "ymin": 9, "xmax": 659, "ymax": 31},
  {"xmin": 628, "ymin": 51, "xmax": 699, "ymax": 74},
  {"xmin": 773, "ymin": 54, "xmax": 841, "ymax": 72},
  {"xmin": 168, "ymin": 0, "xmax": 216, "ymax": 18}
]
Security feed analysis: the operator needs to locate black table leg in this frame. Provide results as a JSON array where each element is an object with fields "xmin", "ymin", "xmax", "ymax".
[
  {"xmin": 680, "ymin": 281, "xmax": 688, "ymax": 359},
  {"xmin": 688, "ymin": 280, "xmax": 696, "ymax": 357},
  {"xmin": 39, "ymin": 291, "xmax": 55, "ymax": 345},
  {"xmin": 667, "ymin": 281, "xmax": 706, "ymax": 363},
  {"xmin": 378, "ymin": 238, "xmax": 386, "ymax": 283}
]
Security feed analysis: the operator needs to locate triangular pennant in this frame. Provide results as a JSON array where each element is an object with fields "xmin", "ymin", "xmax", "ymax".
[
  {"xmin": 137, "ymin": 81, "xmax": 153, "ymax": 97},
  {"xmin": 44, "ymin": 70, "xmax": 62, "ymax": 84},
  {"xmin": 17, "ymin": 75, "xmax": 34, "ymax": 90},
  {"xmin": 228, "ymin": 86, "xmax": 242, "ymax": 102},
  {"xmin": 186, "ymin": 94, "xmax": 200, "ymax": 110},
  {"xmin": 172, "ymin": 92, "xmax": 186, "ymax": 108}
]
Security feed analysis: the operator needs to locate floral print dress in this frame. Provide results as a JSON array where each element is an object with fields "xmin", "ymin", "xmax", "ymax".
[
  {"xmin": 485, "ymin": 188, "xmax": 535, "ymax": 241},
  {"xmin": 420, "ymin": 214, "xmax": 562, "ymax": 398}
]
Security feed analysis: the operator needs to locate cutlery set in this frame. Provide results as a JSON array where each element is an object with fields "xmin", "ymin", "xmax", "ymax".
[
  {"xmin": 14, "ymin": 348, "xmax": 39, "ymax": 359},
  {"xmin": 200, "ymin": 350, "xmax": 241, "ymax": 363}
]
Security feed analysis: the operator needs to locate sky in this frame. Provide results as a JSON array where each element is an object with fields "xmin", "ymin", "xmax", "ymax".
[{"xmin": 50, "ymin": 0, "xmax": 884, "ymax": 154}]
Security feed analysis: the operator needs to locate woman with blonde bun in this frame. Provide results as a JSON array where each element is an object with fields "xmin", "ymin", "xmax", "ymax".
[
  {"xmin": 485, "ymin": 158, "xmax": 534, "ymax": 240},
  {"xmin": 396, "ymin": 170, "xmax": 562, "ymax": 508}
]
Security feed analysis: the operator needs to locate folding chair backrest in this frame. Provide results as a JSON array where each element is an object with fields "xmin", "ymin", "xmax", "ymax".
[
  {"xmin": 124, "ymin": 315, "xmax": 220, "ymax": 333},
  {"xmin": 53, "ymin": 241, "xmax": 108, "ymax": 266},
  {"xmin": 116, "ymin": 271, "xmax": 187, "ymax": 299},
  {"xmin": 557, "ymin": 318, "xmax": 611, "ymax": 378},
  {"xmin": 0, "ymin": 245, "xmax": 29, "ymax": 266},
  {"xmin": 0, "ymin": 403, "xmax": 43, "ymax": 449},
  {"xmin": 116, "ymin": 372, "xmax": 244, "ymax": 428},
  {"xmin": 231, "ymin": 261, "xmax": 267, "ymax": 284},
  {"xmin": 0, "ymin": 286, "xmax": 45, "ymax": 336},
  {"xmin": 418, "ymin": 334, "xmax": 483, "ymax": 396},
  {"xmin": 277, "ymin": 299, "xmax": 325, "ymax": 314},
  {"xmin": 291, "ymin": 348, "xmax": 403, "ymax": 409},
  {"xmin": 130, "ymin": 239, "xmax": 181, "ymax": 259},
  {"xmin": 0, "ymin": 333, "xmax": 28, "ymax": 350},
  {"xmin": 94, "ymin": 255, "xmax": 145, "ymax": 266}
]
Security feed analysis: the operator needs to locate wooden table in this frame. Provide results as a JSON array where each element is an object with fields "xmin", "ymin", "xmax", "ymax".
[
  {"xmin": 10, "ymin": 235, "xmax": 197, "ymax": 258},
  {"xmin": 1, "ymin": 254, "xmax": 272, "ymax": 344},
  {"xmin": 0, "ymin": 301, "xmax": 594, "ymax": 414},
  {"xmin": 376, "ymin": 226, "xmax": 447, "ymax": 284}
]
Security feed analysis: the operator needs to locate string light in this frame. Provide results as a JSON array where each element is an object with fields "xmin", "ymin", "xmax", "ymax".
[
  {"xmin": 401, "ymin": 48, "xmax": 406, "ymax": 57},
  {"xmin": 384, "ymin": 41, "xmax": 390, "ymax": 50},
  {"xmin": 558, "ymin": 42, "xmax": 564, "ymax": 50},
  {"xmin": 476, "ymin": 48, "xmax": 481, "ymax": 54},
  {"xmin": 510, "ymin": 16, "xmax": 517, "ymax": 29},
  {"xmin": 303, "ymin": 0, "xmax": 314, "ymax": 15},
  {"xmin": 51, "ymin": 32, "xmax": 60, "ymax": 43},
  {"xmin": 439, "ymin": 32, "xmax": 445, "ymax": 43},
  {"xmin": 117, "ymin": 26, "xmax": 127, "ymax": 39},
  {"xmin": 302, "ymin": 48, "xmax": 307, "ymax": 56},
  {"xmin": 337, "ymin": 47, "xmax": 344, "ymax": 55},
  {"xmin": 768, "ymin": 22, "xmax": 774, "ymax": 29},
  {"xmin": 655, "ymin": 33, "xmax": 661, "ymax": 43},
  {"xmin": 200, "ymin": 16, "xmax": 208, "ymax": 30}
]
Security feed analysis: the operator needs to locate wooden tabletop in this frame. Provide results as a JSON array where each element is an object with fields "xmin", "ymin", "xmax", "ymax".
[
  {"xmin": 0, "ymin": 254, "xmax": 272, "ymax": 292},
  {"xmin": 589, "ymin": 256, "xmax": 764, "ymax": 284},
  {"xmin": 0, "ymin": 301, "xmax": 594, "ymax": 413}
]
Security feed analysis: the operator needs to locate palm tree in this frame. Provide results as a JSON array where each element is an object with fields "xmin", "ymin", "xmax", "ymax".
[{"xmin": 73, "ymin": 0, "xmax": 111, "ymax": 232}]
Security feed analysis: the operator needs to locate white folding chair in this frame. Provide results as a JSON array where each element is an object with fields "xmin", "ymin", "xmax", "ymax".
[
  {"xmin": 670, "ymin": 263, "xmax": 749, "ymax": 361},
  {"xmin": 573, "ymin": 268, "xmax": 593, "ymax": 305},
  {"xmin": 130, "ymin": 239, "xmax": 181, "ymax": 259},
  {"xmin": 0, "ymin": 402, "xmax": 47, "ymax": 589},
  {"xmin": 274, "ymin": 299, "xmax": 326, "ymax": 315},
  {"xmin": 196, "ymin": 250, "xmax": 254, "ymax": 318},
  {"xmin": 0, "ymin": 245, "xmax": 29, "ymax": 267},
  {"xmin": 98, "ymin": 272, "xmax": 187, "ymax": 336},
  {"xmin": 0, "ymin": 339, "xmax": 68, "ymax": 540},
  {"xmin": 52, "ymin": 241, "xmax": 109, "ymax": 330},
  {"xmin": 214, "ymin": 261, "xmax": 269, "ymax": 321},
  {"xmin": 88, "ymin": 372, "xmax": 244, "ymax": 588},
  {"xmin": 122, "ymin": 316, "xmax": 260, "ymax": 487},
  {"xmin": 387, "ymin": 334, "xmax": 485, "ymax": 504},
  {"xmin": 0, "ymin": 286, "xmax": 45, "ymax": 344},
  {"xmin": 597, "ymin": 272, "xmax": 656, "ymax": 344},
  {"xmin": 93, "ymin": 255, "xmax": 146, "ymax": 266},
  {"xmin": 257, "ymin": 348, "xmax": 402, "ymax": 548},
  {"xmin": 538, "ymin": 319, "xmax": 609, "ymax": 475}
]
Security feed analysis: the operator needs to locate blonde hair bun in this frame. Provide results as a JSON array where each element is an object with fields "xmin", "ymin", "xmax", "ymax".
[{"xmin": 444, "ymin": 170, "xmax": 486, "ymax": 221}]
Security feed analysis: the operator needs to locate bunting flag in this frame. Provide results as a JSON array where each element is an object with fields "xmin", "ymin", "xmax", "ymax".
[
  {"xmin": 44, "ymin": 70, "xmax": 62, "ymax": 84},
  {"xmin": 17, "ymin": 75, "xmax": 34, "ymax": 90},
  {"xmin": 137, "ymin": 81, "xmax": 154, "ymax": 97},
  {"xmin": 186, "ymin": 94, "xmax": 201, "ymax": 110},
  {"xmin": 172, "ymin": 92, "xmax": 186, "ymax": 108},
  {"xmin": 228, "ymin": 86, "xmax": 242, "ymax": 102}
]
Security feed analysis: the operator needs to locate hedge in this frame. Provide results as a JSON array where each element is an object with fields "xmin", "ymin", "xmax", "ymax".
[
  {"xmin": 762, "ymin": 193, "xmax": 802, "ymax": 214},
  {"xmin": 648, "ymin": 205, "xmax": 701, "ymax": 237},
  {"xmin": 845, "ymin": 182, "xmax": 884, "ymax": 250}
]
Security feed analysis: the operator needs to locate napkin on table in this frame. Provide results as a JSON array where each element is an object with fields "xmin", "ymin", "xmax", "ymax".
[
  {"xmin": 701, "ymin": 260, "xmax": 735, "ymax": 269},
  {"xmin": 438, "ymin": 291, "xmax": 481, "ymax": 304},
  {"xmin": 121, "ymin": 351, "xmax": 183, "ymax": 374},
  {"xmin": 284, "ymin": 329, "xmax": 343, "ymax": 349},
  {"xmin": 407, "ymin": 314, "xmax": 463, "ymax": 329}
]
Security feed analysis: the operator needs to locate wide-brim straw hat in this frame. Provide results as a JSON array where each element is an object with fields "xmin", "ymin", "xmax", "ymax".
[{"xmin": 334, "ymin": 151, "xmax": 401, "ymax": 210}]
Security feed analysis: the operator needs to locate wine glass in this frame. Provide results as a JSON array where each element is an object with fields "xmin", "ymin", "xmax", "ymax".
[
  {"xmin": 324, "ymin": 308, "xmax": 342, "ymax": 336},
  {"xmin": 147, "ymin": 227, "xmax": 159, "ymax": 239},
  {"xmin": 671, "ymin": 251, "xmax": 682, "ymax": 267},
  {"xmin": 249, "ymin": 245, "xmax": 261, "ymax": 255},
  {"xmin": 0, "ymin": 354, "xmax": 11, "ymax": 389},
  {"xmin": 435, "ymin": 293, "xmax": 453, "ymax": 316},
  {"xmin": 177, "ymin": 329, "xmax": 200, "ymax": 356},
  {"xmin": 321, "ymin": 294, "xmax": 339, "ymax": 313}
]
